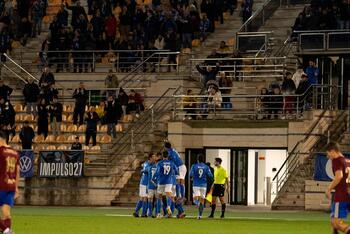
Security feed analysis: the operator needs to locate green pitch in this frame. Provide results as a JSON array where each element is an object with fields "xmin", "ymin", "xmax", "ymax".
[{"xmin": 12, "ymin": 206, "xmax": 331, "ymax": 234}]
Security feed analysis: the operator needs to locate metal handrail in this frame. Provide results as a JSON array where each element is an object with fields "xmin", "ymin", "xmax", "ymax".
[
  {"xmin": 1, "ymin": 64, "xmax": 28, "ymax": 83},
  {"xmin": 3, "ymin": 53, "xmax": 39, "ymax": 82}
]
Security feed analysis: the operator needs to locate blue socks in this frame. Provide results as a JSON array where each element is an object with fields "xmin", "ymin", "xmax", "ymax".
[
  {"xmin": 176, "ymin": 184, "xmax": 181, "ymax": 198},
  {"xmin": 199, "ymin": 203, "xmax": 204, "ymax": 217},
  {"xmin": 156, "ymin": 198, "xmax": 162, "ymax": 215},
  {"xmin": 148, "ymin": 200, "xmax": 153, "ymax": 217},
  {"xmin": 142, "ymin": 200, "xmax": 148, "ymax": 216},
  {"xmin": 135, "ymin": 200, "xmax": 142, "ymax": 213},
  {"xmin": 180, "ymin": 184, "xmax": 185, "ymax": 198},
  {"xmin": 175, "ymin": 202, "xmax": 184, "ymax": 214},
  {"xmin": 170, "ymin": 200, "xmax": 175, "ymax": 213},
  {"xmin": 194, "ymin": 199, "xmax": 200, "ymax": 207}
]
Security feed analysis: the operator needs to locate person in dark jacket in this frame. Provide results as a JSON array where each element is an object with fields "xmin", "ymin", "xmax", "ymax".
[
  {"xmin": 37, "ymin": 98, "xmax": 49, "ymax": 138},
  {"xmin": 296, "ymin": 73, "xmax": 312, "ymax": 113},
  {"xmin": 105, "ymin": 95, "xmax": 120, "ymax": 138},
  {"xmin": 71, "ymin": 136, "xmax": 82, "ymax": 150},
  {"xmin": 73, "ymin": 82, "xmax": 88, "ymax": 125},
  {"xmin": 0, "ymin": 79, "xmax": 13, "ymax": 101},
  {"xmin": 48, "ymin": 97, "xmax": 63, "ymax": 136},
  {"xmin": 0, "ymin": 97, "xmax": 16, "ymax": 142},
  {"xmin": 281, "ymin": 72, "xmax": 296, "ymax": 118},
  {"xmin": 23, "ymin": 78, "xmax": 40, "ymax": 115},
  {"xmin": 118, "ymin": 88, "xmax": 129, "ymax": 117},
  {"xmin": 85, "ymin": 106, "xmax": 99, "ymax": 146},
  {"xmin": 39, "ymin": 66, "xmax": 55, "ymax": 89},
  {"xmin": 19, "ymin": 121, "xmax": 35, "ymax": 149},
  {"xmin": 196, "ymin": 63, "xmax": 220, "ymax": 87},
  {"xmin": 269, "ymin": 87, "xmax": 283, "ymax": 120},
  {"xmin": 65, "ymin": 1, "xmax": 87, "ymax": 28}
]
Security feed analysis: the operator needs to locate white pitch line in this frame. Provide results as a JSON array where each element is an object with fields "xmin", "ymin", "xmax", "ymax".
[{"xmin": 104, "ymin": 214, "xmax": 324, "ymax": 222}]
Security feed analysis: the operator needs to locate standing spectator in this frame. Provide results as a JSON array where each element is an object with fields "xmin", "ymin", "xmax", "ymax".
[
  {"xmin": 269, "ymin": 87, "xmax": 283, "ymax": 120},
  {"xmin": 105, "ymin": 69, "xmax": 119, "ymax": 89},
  {"xmin": 73, "ymin": 82, "xmax": 88, "ymax": 126},
  {"xmin": 128, "ymin": 89, "xmax": 144, "ymax": 116},
  {"xmin": 105, "ymin": 95, "xmax": 119, "ymax": 138},
  {"xmin": 19, "ymin": 121, "xmax": 35, "ymax": 150},
  {"xmin": 292, "ymin": 66, "xmax": 304, "ymax": 89},
  {"xmin": 23, "ymin": 78, "xmax": 40, "ymax": 115},
  {"xmin": 91, "ymin": 10, "xmax": 104, "ymax": 39},
  {"xmin": 39, "ymin": 66, "xmax": 55, "ymax": 89},
  {"xmin": 0, "ymin": 97, "xmax": 15, "ymax": 142},
  {"xmin": 281, "ymin": 72, "xmax": 296, "ymax": 118},
  {"xmin": 199, "ymin": 13, "xmax": 211, "ymax": 41},
  {"xmin": 0, "ymin": 79, "xmax": 12, "ymax": 101},
  {"xmin": 71, "ymin": 136, "xmax": 82, "ymax": 150},
  {"xmin": 154, "ymin": 35, "xmax": 165, "ymax": 50},
  {"xmin": 96, "ymin": 100, "xmax": 106, "ymax": 124},
  {"xmin": 218, "ymin": 72, "xmax": 233, "ymax": 109},
  {"xmin": 31, "ymin": 0, "xmax": 44, "ymax": 37},
  {"xmin": 118, "ymin": 88, "xmax": 129, "ymax": 117},
  {"xmin": 0, "ymin": 28, "xmax": 10, "ymax": 62},
  {"xmin": 180, "ymin": 12, "xmax": 193, "ymax": 49},
  {"xmin": 217, "ymin": 41, "xmax": 230, "ymax": 56},
  {"xmin": 37, "ymin": 98, "xmax": 48, "ymax": 138},
  {"xmin": 196, "ymin": 63, "xmax": 220, "ymax": 86},
  {"xmin": 214, "ymin": 0, "xmax": 224, "ymax": 24},
  {"xmin": 18, "ymin": 17, "xmax": 32, "ymax": 46},
  {"xmin": 57, "ymin": 4, "xmax": 68, "ymax": 26},
  {"xmin": 183, "ymin": 89, "xmax": 197, "ymax": 120},
  {"xmin": 43, "ymin": 84, "xmax": 59, "ymax": 103},
  {"xmin": 48, "ymin": 97, "xmax": 63, "ymax": 136},
  {"xmin": 240, "ymin": 0, "xmax": 252, "ymax": 23},
  {"xmin": 296, "ymin": 73, "xmax": 311, "ymax": 113},
  {"xmin": 105, "ymin": 14, "xmax": 117, "ymax": 48},
  {"xmin": 85, "ymin": 106, "xmax": 99, "ymax": 146},
  {"xmin": 305, "ymin": 60, "xmax": 319, "ymax": 85},
  {"xmin": 65, "ymin": 0, "xmax": 87, "ymax": 28}
]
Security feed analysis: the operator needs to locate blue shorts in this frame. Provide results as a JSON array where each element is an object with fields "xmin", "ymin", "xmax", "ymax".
[{"xmin": 331, "ymin": 202, "xmax": 350, "ymax": 219}]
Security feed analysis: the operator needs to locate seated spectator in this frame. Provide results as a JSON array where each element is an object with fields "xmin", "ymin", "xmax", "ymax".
[
  {"xmin": 0, "ymin": 79, "xmax": 12, "ymax": 101},
  {"xmin": 207, "ymin": 84, "xmax": 222, "ymax": 112},
  {"xmin": 196, "ymin": 63, "xmax": 220, "ymax": 87},
  {"xmin": 128, "ymin": 89, "xmax": 144, "ymax": 117},
  {"xmin": 269, "ymin": 87, "xmax": 283, "ymax": 120},
  {"xmin": 105, "ymin": 69, "xmax": 119, "ymax": 90},
  {"xmin": 292, "ymin": 66, "xmax": 304, "ymax": 89},
  {"xmin": 96, "ymin": 100, "xmax": 106, "ymax": 124},
  {"xmin": 85, "ymin": 106, "xmax": 99, "ymax": 146},
  {"xmin": 218, "ymin": 72, "xmax": 233, "ymax": 109},
  {"xmin": 19, "ymin": 121, "xmax": 35, "ymax": 150},
  {"xmin": 205, "ymin": 49, "xmax": 220, "ymax": 66},
  {"xmin": 154, "ymin": 35, "xmax": 165, "ymax": 50},
  {"xmin": 48, "ymin": 97, "xmax": 63, "ymax": 136},
  {"xmin": 23, "ymin": 78, "xmax": 40, "ymax": 115},
  {"xmin": 305, "ymin": 60, "xmax": 319, "ymax": 85},
  {"xmin": 217, "ymin": 41, "xmax": 230, "ymax": 56},
  {"xmin": 199, "ymin": 13, "xmax": 211, "ymax": 41},
  {"xmin": 281, "ymin": 72, "xmax": 296, "ymax": 118},
  {"xmin": 37, "ymin": 98, "xmax": 48, "ymax": 138},
  {"xmin": 118, "ymin": 88, "xmax": 129, "ymax": 117},
  {"xmin": 183, "ymin": 89, "xmax": 197, "ymax": 120},
  {"xmin": 105, "ymin": 95, "xmax": 121, "ymax": 138},
  {"xmin": 71, "ymin": 136, "xmax": 82, "ymax": 150}
]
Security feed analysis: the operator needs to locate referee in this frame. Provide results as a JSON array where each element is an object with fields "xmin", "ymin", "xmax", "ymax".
[{"xmin": 209, "ymin": 157, "xmax": 229, "ymax": 218}]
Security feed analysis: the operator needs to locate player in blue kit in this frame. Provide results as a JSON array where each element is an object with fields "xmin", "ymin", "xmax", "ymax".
[
  {"xmin": 146, "ymin": 153, "xmax": 159, "ymax": 218},
  {"xmin": 190, "ymin": 154, "xmax": 213, "ymax": 219},
  {"xmin": 152, "ymin": 151, "xmax": 178, "ymax": 218},
  {"xmin": 133, "ymin": 153, "xmax": 152, "ymax": 218}
]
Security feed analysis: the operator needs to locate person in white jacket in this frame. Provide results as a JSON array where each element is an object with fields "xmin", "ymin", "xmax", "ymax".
[
  {"xmin": 154, "ymin": 35, "xmax": 165, "ymax": 50},
  {"xmin": 292, "ymin": 66, "xmax": 304, "ymax": 89}
]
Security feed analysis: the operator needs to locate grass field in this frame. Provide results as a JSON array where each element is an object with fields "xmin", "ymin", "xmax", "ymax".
[{"xmin": 10, "ymin": 206, "xmax": 333, "ymax": 234}]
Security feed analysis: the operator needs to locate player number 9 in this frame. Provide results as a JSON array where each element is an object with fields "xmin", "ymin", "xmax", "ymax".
[{"xmin": 198, "ymin": 169, "xmax": 203, "ymax": 178}]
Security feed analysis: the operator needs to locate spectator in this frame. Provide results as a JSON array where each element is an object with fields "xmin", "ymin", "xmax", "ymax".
[
  {"xmin": 91, "ymin": 10, "xmax": 104, "ymax": 38},
  {"xmin": 0, "ymin": 96, "xmax": 15, "ymax": 142},
  {"xmin": 43, "ymin": 84, "xmax": 59, "ymax": 103},
  {"xmin": 96, "ymin": 100, "xmax": 106, "ymax": 124},
  {"xmin": 66, "ymin": 0, "xmax": 87, "ymax": 28},
  {"xmin": 305, "ymin": 60, "xmax": 319, "ymax": 85},
  {"xmin": 258, "ymin": 88, "xmax": 269, "ymax": 120},
  {"xmin": 196, "ymin": 63, "xmax": 220, "ymax": 86},
  {"xmin": 31, "ymin": 0, "xmax": 44, "ymax": 37},
  {"xmin": 105, "ymin": 14, "xmax": 117, "ymax": 48},
  {"xmin": 73, "ymin": 82, "xmax": 88, "ymax": 126},
  {"xmin": 48, "ymin": 97, "xmax": 63, "ymax": 136},
  {"xmin": 105, "ymin": 95, "xmax": 120, "ymax": 138},
  {"xmin": 207, "ymin": 84, "xmax": 222, "ymax": 112},
  {"xmin": 296, "ymin": 73, "xmax": 311, "ymax": 113},
  {"xmin": 85, "ymin": 106, "xmax": 99, "ymax": 146},
  {"xmin": 240, "ymin": 0, "xmax": 252, "ymax": 23},
  {"xmin": 18, "ymin": 17, "xmax": 32, "ymax": 46},
  {"xmin": 292, "ymin": 66, "xmax": 304, "ymax": 89},
  {"xmin": 39, "ymin": 66, "xmax": 55, "ymax": 89},
  {"xmin": 281, "ymin": 72, "xmax": 296, "ymax": 118},
  {"xmin": 218, "ymin": 72, "xmax": 233, "ymax": 109},
  {"xmin": 128, "ymin": 89, "xmax": 144, "ymax": 116},
  {"xmin": 118, "ymin": 88, "xmax": 129, "ymax": 117},
  {"xmin": 205, "ymin": 49, "xmax": 220, "ymax": 66},
  {"xmin": 57, "ymin": 4, "xmax": 68, "ymax": 26},
  {"xmin": 105, "ymin": 69, "xmax": 119, "ymax": 89},
  {"xmin": 0, "ymin": 28, "xmax": 10, "ymax": 62},
  {"xmin": 217, "ymin": 41, "xmax": 230, "ymax": 56},
  {"xmin": 37, "ymin": 98, "xmax": 48, "ymax": 138},
  {"xmin": 154, "ymin": 35, "xmax": 165, "ymax": 50},
  {"xmin": 199, "ymin": 13, "xmax": 211, "ymax": 41},
  {"xmin": 71, "ymin": 136, "xmax": 82, "ymax": 150},
  {"xmin": 269, "ymin": 87, "xmax": 283, "ymax": 120},
  {"xmin": 19, "ymin": 121, "xmax": 35, "ymax": 150},
  {"xmin": 23, "ymin": 78, "xmax": 40, "ymax": 115},
  {"xmin": 0, "ymin": 79, "xmax": 12, "ymax": 101},
  {"xmin": 183, "ymin": 89, "xmax": 196, "ymax": 120}
]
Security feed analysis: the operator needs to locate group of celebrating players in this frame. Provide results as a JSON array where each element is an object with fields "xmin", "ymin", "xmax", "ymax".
[{"xmin": 133, "ymin": 142, "xmax": 229, "ymax": 219}]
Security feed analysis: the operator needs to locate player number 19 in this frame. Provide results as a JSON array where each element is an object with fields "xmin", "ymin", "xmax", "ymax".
[{"xmin": 163, "ymin": 165, "xmax": 171, "ymax": 175}]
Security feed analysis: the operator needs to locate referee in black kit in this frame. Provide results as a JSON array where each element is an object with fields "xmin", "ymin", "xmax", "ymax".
[{"xmin": 209, "ymin": 158, "xmax": 229, "ymax": 218}]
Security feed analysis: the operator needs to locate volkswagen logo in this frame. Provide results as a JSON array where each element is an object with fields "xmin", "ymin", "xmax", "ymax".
[{"xmin": 20, "ymin": 156, "xmax": 32, "ymax": 173}]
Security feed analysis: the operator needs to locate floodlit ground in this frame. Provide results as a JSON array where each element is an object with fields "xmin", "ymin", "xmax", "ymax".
[{"xmin": 12, "ymin": 206, "xmax": 331, "ymax": 234}]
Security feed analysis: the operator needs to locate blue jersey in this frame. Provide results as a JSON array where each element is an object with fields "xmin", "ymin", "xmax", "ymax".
[
  {"xmin": 140, "ymin": 161, "xmax": 150, "ymax": 186},
  {"xmin": 168, "ymin": 148, "xmax": 184, "ymax": 167},
  {"xmin": 190, "ymin": 162, "xmax": 213, "ymax": 187},
  {"xmin": 147, "ymin": 163, "xmax": 158, "ymax": 190},
  {"xmin": 153, "ymin": 159, "xmax": 178, "ymax": 185}
]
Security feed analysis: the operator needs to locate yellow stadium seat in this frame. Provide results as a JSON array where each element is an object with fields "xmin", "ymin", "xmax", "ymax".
[
  {"xmin": 67, "ymin": 135, "xmax": 76, "ymax": 143},
  {"xmin": 78, "ymin": 125, "xmax": 86, "ymax": 132},
  {"xmin": 14, "ymin": 104, "xmax": 23, "ymax": 112},
  {"xmin": 56, "ymin": 135, "xmax": 67, "ymax": 142},
  {"xmin": 100, "ymin": 135, "xmax": 112, "ymax": 143},
  {"xmin": 34, "ymin": 135, "xmax": 45, "ymax": 143},
  {"xmin": 45, "ymin": 135, "xmax": 56, "ymax": 143},
  {"xmin": 116, "ymin": 123, "xmax": 123, "ymax": 132},
  {"xmin": 10, "ymin": 135, "xmax": 20, "ymax": 143},
  {"xmin": 35, "ymin": 145, "xmax": 46, "ymax": 151},
  {"xmin": 57, "ymin": 145, "xmax": 68, "ymax": 150},
  {"xmin": 67, "ymin": 125, "xmax": 77, "ymax": 132},
  {"xmin": 67, "ymin": 114, "xmax": 74, "ymax": 122},
  {"xmin": 82, "ymin": 145, "xmax": 90, "ymax": 150},
  {"xmin": 46, "ymin": 145, "xmax": 56, "ymax": 150},
  {"xmin": 15, "ymin": 125, "xmax": 22, "ymax": 132},
  {"xmin": 60, "ymin": 124, "xmax": 66, "ymax": 132},
  {"xmin": 99, "ymin": 125, "xmax": 107, "ymax": 132},
  {"xmin": 24, "ymin": 114, "xmax": 35, "ymax": 122},
  {"xmin": 227, "ymin": 37, "xmax": 236, "ymax": 47},
  {"xmin": 79, "ymin": 135, "xmax": 85, "ymax": 144},
  {"xmin": 192, "ymin": 39, "xmax": 201, "ymax": 47},
  {"xmin": 90, "ymin": 145, "xmax": 101, "ymax": 152},
  {"xmin": 11, "ymin": 41, "xmax": 21, "ymax": 49}
]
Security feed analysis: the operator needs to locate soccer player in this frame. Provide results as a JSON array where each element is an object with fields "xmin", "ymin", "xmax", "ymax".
[
  {"xmin": 190, "ymin": 154, "xmax": 213, "ymax": 219},
  {"xmin": 152, "ymin": 151, "xmax": 178, "ymax": 218},
  {"xmin": 0, "ymin": 130, "xmax": 19, "ymax": 234},
  {"xmin": 147, "ymin": 153, "xmax": 158, "ymax": 218},
  {"xmin": 164, "ymin": 142, "xmax": 187, "ymax": 201},
  {"xmin": 209, "ymin": 157, "xmax": 229, "ymax": 219},
  {"xmin": 133, "ymin": 153, "xmax": 151, "ymax": 218},
  {"xmin": 325, "ymin": 142, "xmax": 350, "ymax": 234}
]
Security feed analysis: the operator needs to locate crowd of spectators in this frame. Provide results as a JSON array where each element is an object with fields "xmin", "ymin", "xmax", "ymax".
[{"xmin": 292, "ymin": 0, "xmax": 350, "ymax": 34}]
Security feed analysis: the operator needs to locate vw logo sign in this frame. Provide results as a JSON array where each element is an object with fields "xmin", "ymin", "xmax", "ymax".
[{"xmin": 20, "ymin": 156, "xmax": 32, "ymax": 173}]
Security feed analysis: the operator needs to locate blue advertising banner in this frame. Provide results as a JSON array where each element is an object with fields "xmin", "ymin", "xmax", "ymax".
[
  {"xmin": 314, "ymin": 153, "xmax": 350, "ymax": 181},
  {"xmin": 19, "ymin": 150, "xmax": 34, "ymax": 178},
  {"xmin": 39, "ymin": 151, "xmax": 84, "ymax": 177}
]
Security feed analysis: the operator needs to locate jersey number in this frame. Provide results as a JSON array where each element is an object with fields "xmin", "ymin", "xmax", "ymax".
[
  {"xmin": 6, "ymin": 157, "xmax": 16, "ymax": 174},
  {"xmin": 151, "ymin": 168, "xmax": 156, "ymax": 177},
  {"xmin": 346, "ymin": 167, "xmax": 350, "ymax": 183},
  {"xmin": 198, "ymin": 169, "xmax": 204, "ymax": 178},
  {"xmin": 163, "ymin": 165, "xmax": 171, "ymax": 175}
]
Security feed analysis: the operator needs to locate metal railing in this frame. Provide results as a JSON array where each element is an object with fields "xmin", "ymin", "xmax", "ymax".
[
  {"xmin": 8, "ymin": 49, "xmax": 181, "ymax": 74},
  {"xmin": 172, "ymin": 85, "xmax": 339, "ymax": 120},
  {"xmin": 236, "ymin": 31, "xmax": 272, "ymax": 53},
  {"xmin": 2, "ymin": 53, "xmax": 39, "ymax": 83},
  {"xmin": 272, "ymin": 90, "xmax": 347, "ymax": 201},
  {"xmin": 190, "ymin": 56, "xmax": 286, "ymax": 82}
]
